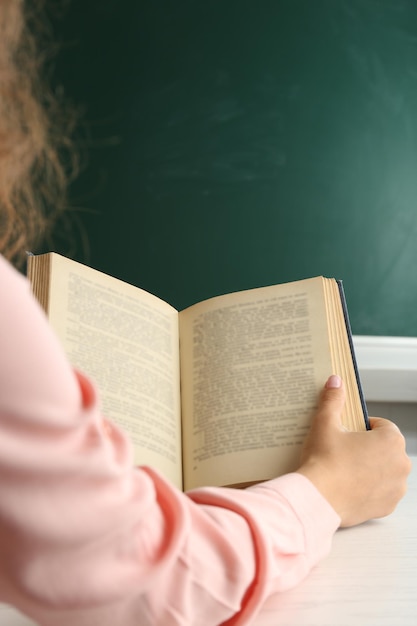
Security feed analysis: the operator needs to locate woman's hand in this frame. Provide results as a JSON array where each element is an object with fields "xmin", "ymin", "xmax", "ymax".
[{"xmin": 296, "ymin": 375, "xmax": 412, "ymax": 527}]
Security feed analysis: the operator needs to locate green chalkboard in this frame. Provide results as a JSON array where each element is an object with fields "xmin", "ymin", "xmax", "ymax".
[{"xmin": 50, "ymin": 0, "xmax": 417, "ymax": 336}]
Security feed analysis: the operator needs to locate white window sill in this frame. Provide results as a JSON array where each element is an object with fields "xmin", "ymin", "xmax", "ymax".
[{"xmin": 353, "ymin": 335, "xmax": 417, "ymax": 403}]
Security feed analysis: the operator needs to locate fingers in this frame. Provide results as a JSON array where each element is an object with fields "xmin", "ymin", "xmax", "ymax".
[
  {"xmin": 368, "ymin": 416, "xmax": 410, "ymax": 456},
  {"xmin": 368, "ymin": 416, "xmax": 401, "ymax": 432}
]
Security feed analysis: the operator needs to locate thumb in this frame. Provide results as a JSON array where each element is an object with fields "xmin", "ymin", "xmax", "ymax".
[
  {"xmin": 299, "ymin": 375, "xmax": 347, "ymax": 465},
  {"xmin": 312, "ymin": 375, "xmax": 346, "ymax": 430}
]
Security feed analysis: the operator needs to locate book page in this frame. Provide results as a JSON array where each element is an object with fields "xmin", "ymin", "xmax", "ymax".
[
  {"xmin": 46, "ymin": 255, "xmax": 183, "ymax": 490},
  {"xmin": 179, "ymin": 277, "xmax": 332, "ymax": 490}
]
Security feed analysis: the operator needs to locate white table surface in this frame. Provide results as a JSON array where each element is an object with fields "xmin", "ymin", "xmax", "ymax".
[{"xmin": 1, "ymin": 456, "xmax": 416, "ymax": 626}]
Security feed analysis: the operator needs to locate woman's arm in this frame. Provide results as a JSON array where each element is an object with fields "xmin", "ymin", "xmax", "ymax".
[
  {"xmin": 1, "ymin": 255, "xmax": 409, "ymax": 626},
  {"xmin": 0, "ymin": 256, "xmax": 340, "ymax": 625}
]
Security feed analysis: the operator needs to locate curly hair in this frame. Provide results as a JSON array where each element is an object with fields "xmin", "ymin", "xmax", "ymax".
[{"xmin": 0, "ymin": 0, "xmax": 77, "ymax": 268}]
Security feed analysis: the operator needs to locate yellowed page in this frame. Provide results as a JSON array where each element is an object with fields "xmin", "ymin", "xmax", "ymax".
[
  {"xmin": 179, "ymin": 277, "xmax": 333, "ymax": 490},
  {"xmin": 323, "ymin": 279, "xmax": 367, "ymax": 431},
  {"xmin": 44, "ymin": 254, "xmax": 183, "ymax": 489}
]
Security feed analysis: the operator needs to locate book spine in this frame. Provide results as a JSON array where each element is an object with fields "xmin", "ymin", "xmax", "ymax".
[{"xmin": 337, "ymin": 280, "xmax": 370, "ymax": 430}]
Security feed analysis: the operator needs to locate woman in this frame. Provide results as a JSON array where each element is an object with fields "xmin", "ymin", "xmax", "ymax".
[{"xmin": 0, "ymin": 2, "xmax": 411, "ymax": 625}]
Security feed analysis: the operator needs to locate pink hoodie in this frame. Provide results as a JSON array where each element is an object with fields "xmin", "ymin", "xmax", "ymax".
[{"xmin": 0, "ymin": 255, "xmax": 340, "ymax": 625}]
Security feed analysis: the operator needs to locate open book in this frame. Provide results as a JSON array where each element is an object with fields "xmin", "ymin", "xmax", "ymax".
[{"xmin": 27, "ymin": 253, "xmax": 368, "ymax": 491}]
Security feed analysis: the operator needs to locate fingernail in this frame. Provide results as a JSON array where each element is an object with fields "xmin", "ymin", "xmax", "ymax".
[{"xmin": 326, "ymin": 375, "xmax": 342, "ymax": 389}]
